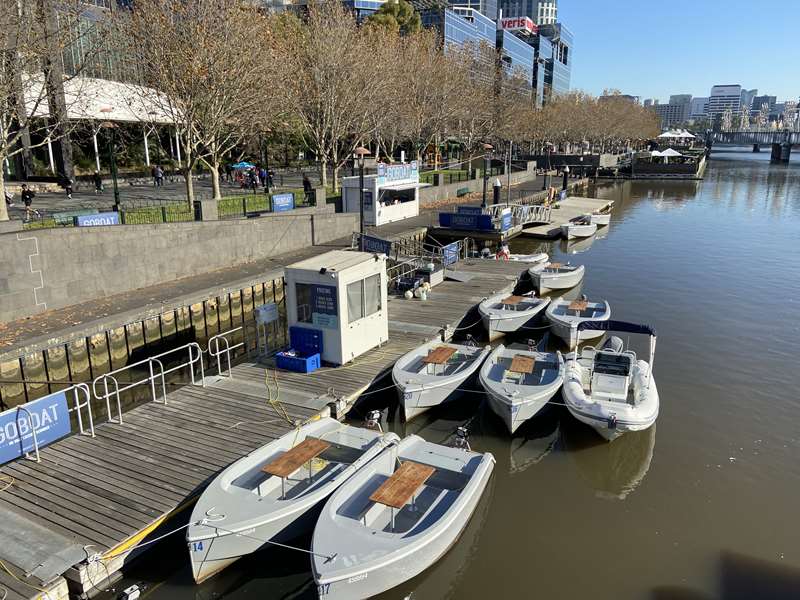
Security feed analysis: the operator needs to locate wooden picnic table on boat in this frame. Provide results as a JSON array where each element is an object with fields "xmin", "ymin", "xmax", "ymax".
[
  {"xmin": 501, "ymin": 295, "xmax": 525, "ymax": 306},
  {"xmin": 509, "ymin": 354, "xmax": 535, "ymax": 374},
  {"xmin": 568, "ymin": 299, "xmax": 589, "ymax": 312},
  {"xmin": 546, "ymin": 262, "xmax": 563, "ymax": 269},
  {"xmin": 423, "ymin": 346, "xmax": 457, "ymax": 365},
  {"xmin": 262, "ymin": 438, "xmax": 331, "ymax": 478},
  {"xmin": 370, "ymin": 461, "xmax": 436, "ymax": 509}
]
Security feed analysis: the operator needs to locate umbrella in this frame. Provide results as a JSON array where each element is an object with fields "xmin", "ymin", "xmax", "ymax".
[
  {"xmin": 660, "ymin": 148, "xmax": 683, "ymax": 157},
  {"xmin": 231, "ymin": 161, "xmax": 254, "ymax": 169}
]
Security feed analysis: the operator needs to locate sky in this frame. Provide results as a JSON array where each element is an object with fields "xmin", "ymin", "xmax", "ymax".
[{"xmin": 559, "ymin": 0, "xmax": 800, "ymax": 102}]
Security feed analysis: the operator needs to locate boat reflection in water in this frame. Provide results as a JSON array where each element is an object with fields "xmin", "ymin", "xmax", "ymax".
[
  {"xmin": 561, "ymin": 418, "xmax": 656, "ymax": 500},
  {"xmin": 559, "ymin": 235, "xmax": 596, "ymax": 255},
  {"xmin": 483, "ymin": 404, "xmax": 561, "ymax": 475}
]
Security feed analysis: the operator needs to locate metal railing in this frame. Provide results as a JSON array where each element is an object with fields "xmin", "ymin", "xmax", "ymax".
[
  {"xmin": 92, "ymin": 342, "xmax": 204, "ymax": 424},
  {"xmin": 207, "ymin": 327, "xmax": 246, "ymax": 377}
]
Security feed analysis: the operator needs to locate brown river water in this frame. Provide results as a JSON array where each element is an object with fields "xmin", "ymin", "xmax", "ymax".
[{"xmin": 104, "ymin": 149, "xmax": 800, "ymax": 600}]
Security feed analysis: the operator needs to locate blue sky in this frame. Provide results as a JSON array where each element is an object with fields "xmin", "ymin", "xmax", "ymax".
[{"xmin": 559, "ymin": 0, "xmax": 800, "ymax": 102}]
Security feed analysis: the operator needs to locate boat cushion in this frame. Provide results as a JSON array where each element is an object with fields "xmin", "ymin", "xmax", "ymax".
[
  {"xmin": 262, "ymin": 438, "xmax": 331, "ymax": 479},
  {"xmin": 369, "ymin": 461, "xmax": 436, "ymax": 509}
]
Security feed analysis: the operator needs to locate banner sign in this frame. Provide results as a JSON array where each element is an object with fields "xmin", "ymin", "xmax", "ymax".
[
  {"xmin": 443, "ymin": 242, "xmax": 460, "ymax": 266},
  {"xmin": 500, "ymin": 208, "xmax": 513, "ymax": 231},
  {"xmin": 0, "ymin": 392, "xmax": 71, "ymax": 465},
  {"xmin": 361, "ymin": 234, "xmax": 392, "ymax": 256},
  {"xmin": 439, "ymin": 212, "xmax": 494, "ymax": 231},
  {"xmin": 272, "ymin": 193, "xmax": 295, "ymax": 212},
  {"xmin": 559, "ymin": 189, "xmax": 567, "ymax": 201},
  {"xmin": 499, "ymin": 16, "xmax": 537, "ymax": 34},
  {"xmin": 254, "ymin": 303, "xmax": 279, "ymax": 324},
  {"xmin": 311, "ymin": 285, "xmax": 338, "ymax": 329},
  {"xmin": 377, "ymin": 161, "xmax": 419, "ymax": 184},
  {"xmin": 457, "ymin": 206, "xmax": 484, "ymax": 215},
  {"xmin": 77, "ymin": 211, "xmax": 119, "ymax": 227}
]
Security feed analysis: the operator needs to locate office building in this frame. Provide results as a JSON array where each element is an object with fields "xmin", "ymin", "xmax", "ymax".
[
  {"xmin": 496, "ymin": 19, "xmax": 536, "ymax": 88},
  {"xmin": 750, "ymin": 95, "xmax": 777, "ymax": 117},
  {"xmin": 689, "ymin": 96, "xmax": 708, "ymax": 120},
  {"xmin": 497, "ymin": 0, "xmax": 556, "ymax": 23},
  {"xmin": 740, "ymin": 88, "xmax": 757, "ymax": 115},
  {"xmin": 537, "ymin": 22, "xmax": 571, "ymax": 97},
  {"xmin": 449, "ymin": 0, "xmax": 498, "ymax": 19},
  {"xmin": 707, "ymin": 85, "xmax": 743, "ymax": 120},
  {"xmin": 416, "ymin": 4, "xmax": 496, "ymax": 55},
  {"xmin": 643, "ymin": 98, "xmax": 656, "ymax": 108}
]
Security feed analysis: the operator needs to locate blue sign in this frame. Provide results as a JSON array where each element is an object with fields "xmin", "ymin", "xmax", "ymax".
[
  {"xmin": 361, "ymin": 234, "xmax": 392, "ymax": 255},
  {"xmin": 311, "ymin": 285, "xmax": 338, "ymax": 329},
  {"xmin": 443, "ymin": 242, "xmax": 459, "ymax": 266},
  {"xmin": 501, "ymin": 210, "xmax": 513, "ymax": 232},
  {"xmin": 457, "ymin": 206, "xmax": 484, "ymax": 215},
  {"xmin": 439, "ymin": 212, "xmax": 494, "ymax": 231},
  {"xmin": 377, "ymin": 161, "xmax": 419, "ymax": 184},
  {"xmin": 76, "ymin": 211, "xmax": 119, "ymax": 227},
  {"xmin": 272, "ymin": 193, "xmax": 295, "ymax": 212},
  {"xmin": 0, "ymin": 392, "xmax": 71, "ymax": 465}
]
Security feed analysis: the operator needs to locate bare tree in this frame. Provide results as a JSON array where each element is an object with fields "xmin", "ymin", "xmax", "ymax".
[{"xmin": 1, "ymin": 0, "xmax": 107, "ymax": 221}]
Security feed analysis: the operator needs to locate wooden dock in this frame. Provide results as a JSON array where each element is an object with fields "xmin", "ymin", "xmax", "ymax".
[
  {"xmin": 519, "ymin": 196, "xmax": 614, "ymax": 238},
  {"xmin": 0, "ymin": 256, "xmax": 528, "ymax": 599}
]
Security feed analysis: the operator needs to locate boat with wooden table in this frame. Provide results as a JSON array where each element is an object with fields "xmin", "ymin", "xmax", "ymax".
[
  {"xmin": 186, "ymin": 417, "xmax": 398, "ymax": 583},
  {"xmin": 479, "ymin": 343, "xmax": 564, "ymax": 433},
  {"xmin": 478, "ymin": 291, "xmax": 550, "ymax": 341},
  {"xmin": 528, "ymin": 261, "xmax": 585, "ymax": 294},
  {"xmin": 311, "ymin": 433, "xmax": 495, "ymax": 599},
  {"xmin": 546, "ymin": 296, "xmax": 611, "ymax": 349},
  {"xmin": 393, "ymin": 339, "xmax": 490, "ymax": 421}
]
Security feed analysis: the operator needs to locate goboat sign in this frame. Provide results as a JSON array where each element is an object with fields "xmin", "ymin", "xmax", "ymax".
[{"xmin": 0, "ymin": 391, "xmax": 71, "ymax": 465}]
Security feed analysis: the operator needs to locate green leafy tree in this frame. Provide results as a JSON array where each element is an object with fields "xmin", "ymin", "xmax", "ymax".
[{"xmin": 367, "ymin": 0, "xmax": 421, "ymax": 35}]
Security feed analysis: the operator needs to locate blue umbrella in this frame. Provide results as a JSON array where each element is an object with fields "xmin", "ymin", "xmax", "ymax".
[{"xmin": 231, "ymin": 161, "xmax": 255, "ymax": 169}]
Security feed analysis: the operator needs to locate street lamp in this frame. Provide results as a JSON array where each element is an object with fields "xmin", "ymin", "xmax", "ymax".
[
  {"xmin": 481, "ymin": 142, "xmax": 493, "ymax": 209},
  {"xmin": 354, "ymin": 146, "xmax": 370, "ymax": 247},
  {"xmin": 100, "ymin": 121, "xmax": 120, "ymax": 210}
]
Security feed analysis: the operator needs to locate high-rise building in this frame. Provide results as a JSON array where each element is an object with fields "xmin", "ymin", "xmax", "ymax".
[
  {"xmin": 707, "ymin": 85, "xmax": 742, "ymax": 120},
  {"xmin": 643, "ymin": 98, "xmax": 656, "ymax": 108},
  {"xmin": 740, "ymin": 88, "xmax": 757, "ymax": 115},
  {"xmin": 496, "ymin": 17, "xmax": 536, "ymax": 88},
  {"xmin": 537, "ymin": 22, "xmax": 571, "ymax": 97},
  {"xmin": 750, "ymin": 95, "xmax": 777, "ymax": 117},
  {"xmin": 689, "ymin": 97, "xmax": 708, "ymax": 121},
  {"xmin": 497, "ymin": 0, "xmax": 556, "ymax": 23}
]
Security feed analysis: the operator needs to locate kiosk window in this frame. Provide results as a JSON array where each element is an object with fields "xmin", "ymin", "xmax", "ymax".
[
  {"xmin": 295, "ymin": 283, "xmax": 312, "ymax": 323},
  {"xmin": 364, "ymin": 274, "xmax": 381, "ymax": 316},
  {"xmin": 347, "ymin": 281, "xmax": 364, "ymax": 323}
]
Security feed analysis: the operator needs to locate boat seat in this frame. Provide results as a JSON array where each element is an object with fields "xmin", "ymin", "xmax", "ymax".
[{"xmin": 593, "ymin": 351, "xmax": 631, "ymax": 377}]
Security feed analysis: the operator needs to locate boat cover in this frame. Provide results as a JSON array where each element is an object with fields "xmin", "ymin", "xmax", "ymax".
[{"xmin": 577, "ymin": 320, "xmax": 656, "ymax": 337}]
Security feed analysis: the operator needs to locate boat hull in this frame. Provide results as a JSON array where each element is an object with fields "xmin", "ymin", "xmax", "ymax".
[
  {"xmin": 313, "ymin": 456, "xmax": 495, "ymax": 600},
  {"xmin": 561, "ymin": 223, "xmax": 597, "ymax": 239},
  {"xmin": 589, "ymin": 213, "xmax": 611, "ymax": 226},
  {"xmin": 485, "ymin": 384, "xmax": 557, "ymax": 434},
  {"xmin": 529, "ymin": 266, "xmax": 585, "ymax": 294}
]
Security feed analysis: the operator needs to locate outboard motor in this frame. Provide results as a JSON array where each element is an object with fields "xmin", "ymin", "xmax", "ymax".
[
  {"xmin": 527, "ymin": 338, "xmax": 538, "ymax": 352},
  {"xmin": 602, "ymin": 336, "xmax": 625, "ymax": 354},
  {"xmin": 465, "ymin": 334, "xmax": 477, "ymax": 347},
  {"xmin": 365, "ymin": 410, "xmax": 383, "ymax": 432},
  {"xmin": 453, "ymin": 426, "xmax": 471, "ymax": 451}
]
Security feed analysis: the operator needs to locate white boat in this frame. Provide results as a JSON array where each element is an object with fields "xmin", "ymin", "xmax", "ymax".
[
  {"xmin": 560, "ymin": 217, "xmax": 597, "ymax": 240},
  {"xmin": 393, "ymin": 339, "xmax": 490, "ymax": 421},
  {"xmin": 186, "ymin": 418, "xmax": 398, "ymax": 583},
  {"xmin": 478, "ymin": 291, "xmax": 550, "ymax": 341},
  {"xmin": 528, "ymin": 262, "xmax": 585, "ymax": 294},
  {"xmin": 509, "ymin": 252, "xmax": 549, "ymax": 264},
  {"xmin": 546, "ymin": 295, "xmax": 611, "ymax": 349},
  {"xmin": 311, "ymin": 434, "xmax": 495, "ymax": 599},
  {"xmin": 587, "ymin": 212, "xmax": 611, "ymax": 226},
  {"xmin": 562, "ymin": 321, "xmax": 659, "ymax": 442},
  {"xmin": 479, "ymin": 343, "xmax": 564, "ymax": 433}
]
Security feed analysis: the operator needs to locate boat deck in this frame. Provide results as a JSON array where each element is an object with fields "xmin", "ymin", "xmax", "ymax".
[
  {"xmin": 0, "ymin": 256, "xmax": 527, "ymax": 599},
  {"xmin": 519, "ymin": 196, "xmax": 614, "ymax": 238}
]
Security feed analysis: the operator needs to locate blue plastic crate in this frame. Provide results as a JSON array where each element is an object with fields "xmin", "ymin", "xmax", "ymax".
[
  {"xmin": 276, "ymin": 351, "xmax": 321, "ymax": 373},
  {"xmin": 289, "ymin": 326, "xmax": 323, "ymax": 356}
]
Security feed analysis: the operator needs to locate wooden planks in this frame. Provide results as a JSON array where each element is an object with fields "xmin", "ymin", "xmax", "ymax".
[
  {"xmin": 568, "ymin": 299, "xmax": 589, "ymax": 311},
  {"xmin": 423, "ymin": 346, "xmax": 457, "ymax": 365},
  {"xmin": 501, "ymin": 295, "xmax": 525, "ymax": 305},
  {"xmin": 546, "ymin": 262, "xmax": 563, "ymax": 269},
  {"xmin": 369, "ymin": 461, "xmax": 435, "ymax": 509},
  {"xmin": 262, "ymin": 439, "xmax": 330, "ymax": 478},
  {"xmin": 509, "ymin": 355, "xmax": 535, "ymax": 374}
]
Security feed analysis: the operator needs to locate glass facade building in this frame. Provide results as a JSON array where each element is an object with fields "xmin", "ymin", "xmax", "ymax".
[
  {"xmin": 420, "ymin": 7, "xmax": 496, "ymax": 50},
  {"xmin": 538, "ymin": 23, "xmax": 571, "ymax": 97},
  {"xmin": 449, "ymin": 0, "xmax": 498, "ymax": 20},
  {"xmin": 496, "ymin": 30, "xmax": 534, "ymax": 87}
]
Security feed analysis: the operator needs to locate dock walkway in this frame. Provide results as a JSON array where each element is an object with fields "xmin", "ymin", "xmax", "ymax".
[
  {"xmin": 519, "ymin": 196, "xmax": 614, "ymax": 238},
  {"xmin": 0, "ymin": 256, "xmax": 529, "ymax": 599}
]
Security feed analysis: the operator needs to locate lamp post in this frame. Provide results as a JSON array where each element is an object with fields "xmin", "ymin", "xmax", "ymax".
[
  {"xmin": 481, "ymin": 142, "xmax": 493, "ymax": 209},
  {"xmin": 101, "ymin": 121, "xmax": 120, "ymax": 210},
  {"xmin": 354, "ymin": 146, "xmax": 370, "ymax": 247}
]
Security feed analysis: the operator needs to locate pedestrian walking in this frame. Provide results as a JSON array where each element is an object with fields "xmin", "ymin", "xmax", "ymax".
[
  {"xmin": 93, "ymin": 171, "xmax": 103, "ymax": 194},
  {"xmin": 155, "ymin": 165, "xmax": 164, "ymax": 187},
  {"xmin": 59, "ymin": 174, "xmax": 73, "ymax": 199},
  {"xmin": 248, "ymin": 169, "xmax": 258, "ymax": 193},
  {"xmin": 259, "ymin": 167, "xmax": 268, "ymax": 190},
  {"xmin": 302, "ymin": 173, "xmax": 313, "ymax": 205},
  {"xmin": 20, "ymin": 184, "xmax": 39, "ymax": 221},
  {"xmin": 151, "ymin": 165, "xmax": 158, "ymax": 186}
]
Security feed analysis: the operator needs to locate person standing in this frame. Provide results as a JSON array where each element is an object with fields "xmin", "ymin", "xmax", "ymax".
[
  {"xmin": 155, "ymin": 165, "xmax": 164, "ymax": 187},
  {"xmin": 93, "ymin": 171, "xmax": 103, "ymax": 194},
  {"xmin": 59, "ymin": 174, "xmax": 73, "ymax": 199},
  {"xmin": 21, "ymin": 184, "xmax": 39, "ymax": 220},
  {"xmin": 302, "ymin": 173, "xmax": 313, "ymax": 205}
]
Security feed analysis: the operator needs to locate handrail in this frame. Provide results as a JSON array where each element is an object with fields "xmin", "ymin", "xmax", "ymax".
[
  {"xmin": 69, "ymin": 383, "xmax": 95, "ymax": 438},
  {"xmin": 15, "ymin": 405, "xmax": 40, "ymax": 463},
  {"xmin": 92, "ymin": 342, "xmax": 204, "ymax": 424},
  {"xmin": 207, "ymin": 327, "xmax": 245, "ymax": 377}
]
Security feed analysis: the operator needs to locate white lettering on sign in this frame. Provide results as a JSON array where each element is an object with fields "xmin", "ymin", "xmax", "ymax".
[{"xmin": 499, "ymin": 16, "xmax": 537, "ymax": 34}]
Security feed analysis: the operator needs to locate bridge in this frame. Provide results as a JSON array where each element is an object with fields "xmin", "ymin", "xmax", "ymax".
[{"xmin": 707, "ymin": 129, "xmax": 798, "ymax": 162}]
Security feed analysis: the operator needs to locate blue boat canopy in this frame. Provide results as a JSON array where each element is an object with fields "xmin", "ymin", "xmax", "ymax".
[{"xmin": 577, "ymin": 320, "xmax": 656, "ymax": 337}]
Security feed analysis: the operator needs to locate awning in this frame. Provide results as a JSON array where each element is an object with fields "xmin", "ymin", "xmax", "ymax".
[{"xmin": 380, "ymin": 182, "xmax": 433, "ymax": 192}]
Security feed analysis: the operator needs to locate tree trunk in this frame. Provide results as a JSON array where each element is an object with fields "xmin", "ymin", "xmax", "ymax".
[
  {"xmin": 320, "ymin": 158, "xmax": 328, "ymax": 190},
  {"xmin": 183, "ymin": 167, "xmax": 195, "ymax": 207},
  {"xmin": 332, "ymin": 164, "xmax": 340, "ymax": 194},
  {"xmin": 0, "ymin": 173, "xmax": 9, "ymax": 222},
  {"xmin": 210, "ymin": 162, "xmax": 222, "ymax": 199}
]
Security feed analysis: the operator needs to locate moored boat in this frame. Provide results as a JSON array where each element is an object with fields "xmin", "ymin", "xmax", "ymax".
[
  {"xmin": 393, "ymin": 339, "xmax": 490, "ymax": 421},
  {"xmin": 560, "ymin": 216, "xmax": 597, "ymax": 240},
  {"xmin": 586, "ymin": 212, "xmax": 611, "ymax": 226},
  {"xmin": 478, "ymin": 291, "xmax": 550, "ymax": 341},
  {"xmin": 528, "ymin": 262, "xmax": 585, "ymax": 294},
  {"xmin": 562, "ymin": 321, "xmax": 659, "ymax": 442},
  {"xmin": 479, "ymin": 343, "xmax": 564, "ymax": 433},
  {"xmin": 186, "ymin": 418, "xmax": 398, "ymax": 583},
  {"xmin": 311, "ymin": 434, "xmax": 495, "ymax": 599},
  {"xmin": 546, "ymin": 295, "xmax": 611, "ymax": 348}
]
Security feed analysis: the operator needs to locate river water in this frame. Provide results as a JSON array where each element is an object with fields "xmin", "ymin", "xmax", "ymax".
[{"xmin": 108, "ymin": 149, "xmax": 800, "ymax": 600}]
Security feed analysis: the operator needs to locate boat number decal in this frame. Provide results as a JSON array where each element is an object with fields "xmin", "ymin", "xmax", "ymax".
[
  {"xmin": 403, "ymin": 391, "xmax": 412, "ymax": 401},
  {"xmin": 347, "ymin": 573, "xmax": 368, "ymax": 584},
  {"xmin": 318, "ymin": 583, "xmax": 330, "ymax": 596},
  {"xmin": 192, "ymin": 542, "xmax": 204, "ymax": 552}
]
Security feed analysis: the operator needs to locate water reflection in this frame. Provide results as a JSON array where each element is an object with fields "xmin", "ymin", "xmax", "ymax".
[
  {"xmin": 561, "ymin": 418, "xmax": 656, "ymax": 500},
  {"xmin": 560, "ymin": 235, "xmax": 596, "ymax": 254}
]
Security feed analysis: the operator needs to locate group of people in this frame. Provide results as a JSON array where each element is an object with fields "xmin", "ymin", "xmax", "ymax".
[
  {"xmin": 224, "ymin": 164, "xmax": 274, "ymax": 193},
  {"xmin": 151, "ymin": 165, "xmax": 166, "ymax": 187}
]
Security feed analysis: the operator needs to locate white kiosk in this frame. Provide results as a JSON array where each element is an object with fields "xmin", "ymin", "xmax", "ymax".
[
  {"xmin": 285, "ymin": 250, "xmax": 389, "ymax": 365},
  {"xmin": 342, "ymin": 161, "xmax": 430, "ymax": 226}
]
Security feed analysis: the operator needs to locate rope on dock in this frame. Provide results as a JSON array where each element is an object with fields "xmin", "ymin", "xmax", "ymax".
[
  {"xmin": 0, "ymin": 473, "xmax": 13, "ymax": 493},
  {"xmin": 0, "ymin": 560, "xmax": 52, "ymax": 600}
]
